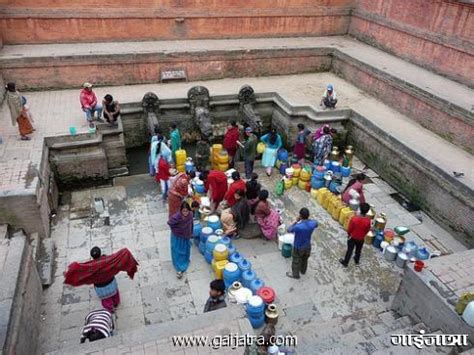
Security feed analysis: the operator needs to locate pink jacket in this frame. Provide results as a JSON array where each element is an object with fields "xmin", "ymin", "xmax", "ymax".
[
  {"xmin": 80, "ymin": 89, "xmax": 98, "ymax": 110},
  {"xmin": 342, "ymin": 181, "xmax": 366, "ymax": 205}
]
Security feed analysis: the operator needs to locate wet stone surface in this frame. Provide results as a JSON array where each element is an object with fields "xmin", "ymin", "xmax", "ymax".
[{"xmin": 39, "ymin": 163, "xmax": 465, "ymax": 354}]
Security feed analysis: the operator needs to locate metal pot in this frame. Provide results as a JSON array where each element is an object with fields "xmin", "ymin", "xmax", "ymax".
[
  {"xmin": 265, "ymin": 303, "xmax": 279, "ymax": 325},
  {"xmin": 374, "ymin": 212, "xmax": 387, "ymax": 230},
  {"xmin": 330, "ymin": 147, "xmax": 340, "ymax": 161},
  {"xmin": 349, "ymin": 198, "xmax": 359, "ymax": 211},
  {"xmin": 367, "ymin": 204, "xmax": 376, "ymax": 220},
  {"xmin": 396, "ymin": 252, "xmax": 408, "ymax": 268},
  {"xmin": 364, "ymin": 230, "xmax": 375, "ymax": 245},
  {"xmin": 384, "ymin": 245, "xmax": 398, "ymax": 262}
]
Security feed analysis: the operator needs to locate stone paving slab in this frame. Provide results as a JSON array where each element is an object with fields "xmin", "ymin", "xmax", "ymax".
[{"xmin": 38, "ymin": 167, "xmax": 467, "ymax": 353}]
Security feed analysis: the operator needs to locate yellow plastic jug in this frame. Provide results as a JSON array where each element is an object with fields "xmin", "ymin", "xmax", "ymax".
[
  {"xmin": 310, "ymin": 188, "xmax": 318, "ymax": 199},
  {"xmin": 316, "ymin": 188, "xmax": 329, "ymax": 205},
  {"xmin": 214, "ymin": 260, "xmax": 229, "ymax": 280},
  {"xmin": 332, "ymin": 201, "xmax": 345, "ymax": 221},
  {"xmin": 257, "ymin": 142, "xmax": 266, "ymax": 154},
  {"xmin": 175, "ymin": 149, "xmax": 187, "ymax": 166},
  {"xmin": 343, "ymin": 212, "xmax": 355, "ymax": 230},
  {"xmin": 339, "ymin": 207, "xmax": 353, "ymax": 225}
]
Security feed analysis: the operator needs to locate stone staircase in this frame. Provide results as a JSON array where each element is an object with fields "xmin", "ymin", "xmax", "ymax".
[{"xmin": 45, "ymin": 304, "xmax": 253, "ymax": 355}]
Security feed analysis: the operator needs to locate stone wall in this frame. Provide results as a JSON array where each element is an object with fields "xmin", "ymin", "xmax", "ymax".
[
  {"xmin": 392, "ymin": 257, "xmax": 474, "ymax": 349},
  {"xmin": 332, "ymin": 53, "xmax": 474, "ymax": 154},
  {"xmin": 0, "ymin": 0, "xmax": 352, "ymax": 44},
  {"xmin": 0, "ymin": 231, "xmax": 42, "ymax": 355},
  {"xmin": 350, "ymin": 0, "xmax": 474, "ymax": 87},
  {"xmin": 0, "ymin": 48, "xmax": 332, "ymax": 90},
  {"xmin": 348, "ymin": 113, "xmax": 474, "ymax": 247}
]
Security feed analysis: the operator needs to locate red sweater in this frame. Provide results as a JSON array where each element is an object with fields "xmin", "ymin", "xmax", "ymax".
[
  {"xmin": 225, "ymin": 179, "xmax": 246, "ymax": 206},
  {"xmin": 347, "ymin": 216, "xmax": 371, "ymax": 241}
]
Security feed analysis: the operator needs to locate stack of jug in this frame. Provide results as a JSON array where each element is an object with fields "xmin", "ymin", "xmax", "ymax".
[
  {"xmin": 199, "ymin": 227, "xmax": 213, "ymax": 255},
  {"xmin": 246, "ymin": 295, "xmax": 265, "ymax": 329},
  {"xmin": 175, "ymin": 149, "xmax": 187, "ymax": 173}
]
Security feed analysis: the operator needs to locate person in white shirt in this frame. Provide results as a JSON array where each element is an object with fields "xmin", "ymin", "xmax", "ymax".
[{"xmin": 320, "ymin": 84, "xmax": 337, "ymax": 109}]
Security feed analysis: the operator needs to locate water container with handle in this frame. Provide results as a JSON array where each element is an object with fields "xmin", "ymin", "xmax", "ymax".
[
  {"xmin": 213, "ymin": 244, "xmax": 229, "ymax": 262},
  {"xmin": 402, "ymin": 241, "xmax": 418, "ymax": 258},
  {"xmin": 282, "ymin": 243, "xmax": 292, "ymax": 258}
]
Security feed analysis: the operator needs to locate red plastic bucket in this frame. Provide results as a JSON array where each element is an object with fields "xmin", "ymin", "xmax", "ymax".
[
  {"xmin": 414, "ymin": 260, "xmax": 425, "ymax": 272},
  {"xmin": 257, "ymin": 286, "xmax": 275, "ymax": 304}
]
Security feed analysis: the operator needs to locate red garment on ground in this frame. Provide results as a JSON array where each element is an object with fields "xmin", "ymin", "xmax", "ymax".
[
  {"xmin": 223, "ymin": 126, "xmax": 240, "ymax": 157},
  {"xmin": 224, "ymin": 179, "xmax": 247, "ymax": 207},
  {"xmin": 347, "ymin": 216, "xmax": 371, "ymax": 241},
  {"xmin": 64, "ymin": 248, "xmax": 138, "ymax": 286},
  {"xmin": 205, "ymin": 170, "xmax": 228, "ymax": 205},
  {"xmin": 155, "ymin": 157, "xmax": 170, "ymax": 183},
  {"xmin": 80, "ymin": 88, "xmax": 98, "ymax": 110}
]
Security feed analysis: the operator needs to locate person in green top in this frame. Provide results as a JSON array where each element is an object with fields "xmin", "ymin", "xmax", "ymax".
[
  {"xmin": 237, "ymin": 127, "xmax": 258, "ymax": 179},
  {"xmin": 169, "ymin": 124, "xmax": 182, "ymax": 163}
]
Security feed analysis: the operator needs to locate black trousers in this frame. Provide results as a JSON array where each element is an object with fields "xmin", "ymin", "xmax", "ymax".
[
  {"xmin": 292, "ymin": 246, "xmax": 311, "ymax": 277},
  {"xmin": 342, "ymin": 238, "xmax": 364, "ymax": 265}
]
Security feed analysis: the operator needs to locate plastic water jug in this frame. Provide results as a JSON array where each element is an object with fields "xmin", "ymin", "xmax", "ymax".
[
  {"xmin": 242, "ymin": 270, "xmax": 257, "ymax": 289},
  {"xmin": 207, "ymin": 215, "xmax": 222, "ymax": 231},
  {"xmin": 250, "ymin": 278, "xmax": 265, "ymax": 294},
  {"xmin": 238, "ymin": 259, "xmax": 252, "ymax": 273},
  {"xmin": 223, "ymin": 262, "xmax": 241, "ymax": 289},
  {"xmin": 230, "ymin": 252, "xmax": 244, "ymax": 265},
  {"xmin": 416, "ymin": 247, "xmax": 430, "ymax": 260}
]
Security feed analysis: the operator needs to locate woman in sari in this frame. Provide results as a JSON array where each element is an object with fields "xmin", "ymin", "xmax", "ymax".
[
  {"xmin": 168, "ymin": 202, "xmax": 194, "ymax": 279},
  {"xmin": 220, "ymin": 189, "xmax": 250, "ymax": 238},
  {"xmin": 260, "ymin": 129, "xmax": 282, "ymax": 176},
  {"xmin": 168, "ymin": 171, "xmax": 191, "ymax": 217},
  {"xmin": 312, "ymin": 126, "xmax": 333, "ymax": 166},
  {"xmin": 254, "ymin": 190, "xmax": 281, "ymax": 240},
  {"xmin": 6, "ymin": 82, "xmax": 34, "ymax": 141}
]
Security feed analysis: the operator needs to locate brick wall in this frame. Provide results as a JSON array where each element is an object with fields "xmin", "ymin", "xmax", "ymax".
[
  {"xmin": 0, "ymin": 0, "xmax": 352, "ymax": 44},
  {"xmin": 350, "ymin": 0, "xmax": 474, "ymax": 87},
  {"xmin": 348, "ymin": 114, "xmax": 474, "ymax": 247}
]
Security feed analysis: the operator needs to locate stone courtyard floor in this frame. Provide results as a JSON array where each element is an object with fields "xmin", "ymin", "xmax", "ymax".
[{"xmin": 38, "ymin": 159, "xmax": 466, "ymax": 354}]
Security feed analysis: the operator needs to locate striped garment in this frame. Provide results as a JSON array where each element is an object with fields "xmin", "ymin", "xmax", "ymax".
[{"xmin": 81, "ymin": 309, "xmax": 114, "ymax": 342}]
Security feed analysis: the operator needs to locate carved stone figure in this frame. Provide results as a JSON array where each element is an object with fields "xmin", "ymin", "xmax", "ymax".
[
  {"xmin": 142, "ymin": 92, "xmax": 160, "ymax": 135},
  {"xmin": 238, "ymin": 85, "xmax": 262, "ymax": 134},
  {"xmin": 187, "ymin": 86, "xmax": 213, "ymax": 138}
]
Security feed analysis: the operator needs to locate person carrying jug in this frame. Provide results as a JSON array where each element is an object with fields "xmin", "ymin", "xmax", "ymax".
[{"xmin": 286, "ymin": 208, "xmax": 318, "ymax": 279}]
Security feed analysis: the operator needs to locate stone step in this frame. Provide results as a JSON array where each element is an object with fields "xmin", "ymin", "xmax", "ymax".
[
  {"xmin": 46, "ymin": 303, "xmax": 252, "ymax": 355},
  {"xmin": 306, "ymin": 314, "xmax": 414, "ymax": 354}
]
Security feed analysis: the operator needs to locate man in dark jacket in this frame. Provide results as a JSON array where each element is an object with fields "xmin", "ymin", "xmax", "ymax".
[
  {"xmin": 238, "ymin": 127, "xmax": 258, "ymax": 179},
  {"xmin": 203, "ymin": 279, "xmax": 227, "ymax": 313}
]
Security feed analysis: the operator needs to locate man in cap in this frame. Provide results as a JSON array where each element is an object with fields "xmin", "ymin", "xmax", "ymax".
[
  {"xmin": 320, "ymin": 84, "xmax": 338, "ymax": 109},
  {"xmin": 237, "ymin": 126, "xmax": 258, "ymax": 179},
  {"xmin": 80, "ymin": 82, "xmax": 103, "ymax": 122}
]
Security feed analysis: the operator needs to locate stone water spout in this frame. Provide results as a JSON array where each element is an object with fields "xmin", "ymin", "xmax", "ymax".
[
  {"xmin": 187, "ymin": 86, "xmax": 213, "ymax": 139},
  {"xmin": 238, "ymin": 85, "xmax": 262, "ymax": 134},
  {"xmin": 142, "ymin": 92, "xmax": 160, "ymax": 135}
]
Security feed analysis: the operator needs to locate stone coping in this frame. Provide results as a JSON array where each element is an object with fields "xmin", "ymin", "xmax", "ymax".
[{"xmin": 0, "ymin": 37, "xmax": 472, "ymax": 113}]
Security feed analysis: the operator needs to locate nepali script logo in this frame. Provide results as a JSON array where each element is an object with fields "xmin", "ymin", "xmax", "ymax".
[{"xmin": 391, "ymin": 330, "xmax": 469, "ymax": 349}]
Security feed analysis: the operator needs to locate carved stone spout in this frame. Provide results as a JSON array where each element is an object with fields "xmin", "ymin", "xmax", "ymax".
[
  {"xmin": 238, "ymin": 85, "xmax": 262, "ymax": 134},
  {"xmin": 142, "ymin": 92, "xmax": 160, "ymax": 135},
  {"xmin": 187, "ymin": 86, "xmax": 213, "ymax": 138}
]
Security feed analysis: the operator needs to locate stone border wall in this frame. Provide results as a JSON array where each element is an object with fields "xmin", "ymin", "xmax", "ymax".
[
  {"xmin": 0, "ymin": 231, "xmax": 42, "ymax": 355},
  {"xmin": 348, "ymin": 113, "xmax": 474, "ymax": 247}
]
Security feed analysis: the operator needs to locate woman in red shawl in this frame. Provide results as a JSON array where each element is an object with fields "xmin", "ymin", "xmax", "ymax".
[
  {"xmin": 223, "ymin": 121, "xmax": 240, "ymax": 168},
  {"xmin": 168, "ymin": 202, "xmax": 194, "ymax": 279},
  {"xmin": 199, "ymin": 170, "xmax": 228, "ymax": 211},
  {"xmin": 168, "ymin": 171, "xmax": 191, "ymax": 217}
]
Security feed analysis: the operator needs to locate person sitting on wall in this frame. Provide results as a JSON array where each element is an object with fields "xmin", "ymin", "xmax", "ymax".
[
  {"xmin": 80, "ymin": 82, "xmax": 103, "ymax": 122},
  {"xmin": 320, "ymin": 84, "xmax": 337, "ymax": 109},
  {"xmin": 102, "ymin": 94, "xmax": 120, "ymax": 126}
]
